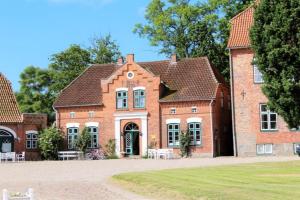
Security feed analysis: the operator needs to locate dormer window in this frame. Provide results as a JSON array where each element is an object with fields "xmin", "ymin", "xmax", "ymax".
[{"xmin": 170, "ymin": 108, "xmax": 176, "ymax": 114}]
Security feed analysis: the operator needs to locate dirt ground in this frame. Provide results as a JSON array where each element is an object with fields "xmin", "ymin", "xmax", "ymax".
[{"xmin": 0, "ymin": 156, "xmax": 299, "ymax": 200}]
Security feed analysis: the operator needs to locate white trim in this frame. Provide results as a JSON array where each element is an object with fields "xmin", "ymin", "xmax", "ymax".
[
  {"xmin": 85, "ymin": 122, "xmax": 99, "ymax": 127},
  {"xmin": 0, "ymin": 126, "xmax": 17, "ymax": 138},
  {"xmin": 116, "ymin": 87, "xmax": 128, "ymax": 92},
  {"xmin": 187, "ymin": 117, "xmax": 202, "ymax": 123},
  {"xmin": 166, "ymin": 118, "xmax": 181, "ymax": 124},
  {"xmin": 114, "ymin": 112, "xmax": 148, "ymax": 120},
  {"xmin": 133, "ymin": 86, "xmax": 145, "ymax": 91},
  {"xmin": 127, "ymin": 71, "xmax": 135, "ymax": 79},
  {"xmin": 66, "ymin": 123, "xmax": 80, "ymax": 128},
  {"xmin": 25, "ymin": 130, "xmax": 38, "ymax": 135}
]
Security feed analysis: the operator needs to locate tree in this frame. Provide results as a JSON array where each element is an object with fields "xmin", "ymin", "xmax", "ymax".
[
  {"xmin": 89, "ymin": 34, "xmax": 121, "ymax": 64},
  {"xmin": 75, "ymin": 127, "xmax": 91, "ymax": 153},
  {"xmin": 250, "ymin": 0, "xmax": 300, "ymax": 128},
  {"xmin": 39, "ymin": 127, "xmax": 64, "ymax": 160},
  {"xmin": 179, "ymin": 131, "xmax": 191, "ymax": 157},
  {"xmin": 134, "ymin": 0, "xmax": 253, "ymax": 80},
  {"xmin": 49, "ymin": 44, "xmax": 92, "ymax": 95},
  {"xmin": 16, "ymin": 66, "xmax": 55, "ymax": 123}
]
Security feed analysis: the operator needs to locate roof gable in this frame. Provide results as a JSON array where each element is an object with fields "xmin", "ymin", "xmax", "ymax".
[
  {"xmin": 227, "ymin": 6, "xmax": 254, "ymax": 49},
  {"xmin": 0, "ymin": 73, "xmax": 22, "ymax": 123}
]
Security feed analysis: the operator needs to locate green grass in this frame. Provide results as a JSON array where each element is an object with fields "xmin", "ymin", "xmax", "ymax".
[{"xmin": 112, "ymin": 161, "xmax": 300, "ymax": 200}]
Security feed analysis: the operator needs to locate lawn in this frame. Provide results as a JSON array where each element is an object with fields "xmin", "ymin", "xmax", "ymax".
[{"xmin": 112, "ymin": 161, "xmax": 300, "ymax": 200}]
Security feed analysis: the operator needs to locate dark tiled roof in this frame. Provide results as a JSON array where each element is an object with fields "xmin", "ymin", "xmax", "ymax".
[
  {"xmin": 139, "ymin": 57, "xmax": 225, "ymax": 102},
  {"xmin": 227, "ymin": 6, "xmax": 254, "ymax": 49},
  {"xmin": 0, "ymin": 73, "xmax": 22, "ymax": 123},
  {"xmin": 54, "ymin": 57, "xmax": 225, "ymax": 107},
  {"xmin": 53, "ymin": 64, "xmax": 117, "ymax": 107}
]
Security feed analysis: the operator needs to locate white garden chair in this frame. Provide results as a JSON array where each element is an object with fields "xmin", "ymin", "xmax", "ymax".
[
  {"xmin": 147, "ymin": 149, "xmax": 157, "ymax": 159},
  {"xmin": 16, "ymin": 152, "xmax": 25, "ymax": 162}
]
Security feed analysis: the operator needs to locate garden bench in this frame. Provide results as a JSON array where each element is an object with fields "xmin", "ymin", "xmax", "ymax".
[{"xmin": 58, "ymin": 151, "xmax": 82, "ymax": 160}]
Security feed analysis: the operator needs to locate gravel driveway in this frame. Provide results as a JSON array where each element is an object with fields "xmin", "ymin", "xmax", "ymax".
[{"xmin": 0, "ymin": 156, "xmax": 298, "ymax": 200}]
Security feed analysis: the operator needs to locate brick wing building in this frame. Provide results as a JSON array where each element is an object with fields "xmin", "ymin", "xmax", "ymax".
[
  {"xmin": 228, "ymin": 6, "xmax": 300, "ymax": 156},
  {"xmin": 0, "ymin": 73, "xmax": 47, "ymax": 160},
  {"xmin": 54, "ymin": 54, "xmax": 232, "ymax": 157}
]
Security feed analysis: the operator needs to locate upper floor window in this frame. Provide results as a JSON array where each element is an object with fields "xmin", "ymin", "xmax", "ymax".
[
  {"xmin": 170, "ymin": 108, "xmax": 176, "ymax": 114},
  {"xmin": 168, "ymin": 123, "xmax": 180, "ymax": 146},
  {"xmin": 88, "ymin": 111, "xmax": 95, "ymax": 118},
  {"xmin": 70, "ymin": 112, "xmax": 75, "ymax": 118},
  {"xmin": 26, "ymin": 132, "xmax": 38, "ymax": 149},
  {"xmin": 253, "ymin": 59, "xmax": 264, "ymax": 83},
  {"xmin": 188, "ymin": 122, "xmax": 201, "ymax": 145},
  {"xmin": 134, "ymin": 90, "xmax": 145, "ymax": 108},
  {"xmin": 116, "ymin": 91, "xmax": 128, "ymax": 109},
  {"xmin": 68, "ymin": 127, "xmax": 78, "ymax": 149},
  {"xmin": 191, "ymin": 107, "xmax": 197, "ymax": 113},
  {"xmin": 260, "ymin": 104, "xmax": 277, "ymax": 131},
  {"xmin": 87, "ymin": 127, "xmax": 98, "ymax": 148}
]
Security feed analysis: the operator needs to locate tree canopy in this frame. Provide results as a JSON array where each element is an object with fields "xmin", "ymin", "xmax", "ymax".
[
  {"xmin": 134, "ymin": 0, "xmax": 253, "ymax": 80},
  {"xmin": 250, "ymin": 0, "xmax": 300, "ymax": 128}
]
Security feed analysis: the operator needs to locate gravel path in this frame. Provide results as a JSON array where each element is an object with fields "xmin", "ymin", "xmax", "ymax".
[{"xmin": 0, "ymin": 156, "xmax": 299, "ymax": 200}]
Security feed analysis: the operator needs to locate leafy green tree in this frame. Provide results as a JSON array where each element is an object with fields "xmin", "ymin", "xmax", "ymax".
[
  {"xmin": 49, "ymin": 44, "xmax": 92, "ymax": 95},
  {"xmin": 105, "ymin": 139, "xmax": 117, "ymax": 159},
  {"xmin": 179, "ymin": 131, "xmax": 191, "ymax": 157},
  {"xmin": 134, "ymin": 0, "xmax": 253, "ymax": 80},
  {"xmin": 89, "ymin": 34, "xmax": 122, "ymax": 64},
  {"xmin": 75, "ymin": 127, "xmax": 91, "ymax": 153},
  {"xmin": 16, "ymin": 66, "xmax": 55, "ymax": 123},
  {"xmin": 250, "ymin": 0, "xmax": 300, "ymax": 128},
  {"xmin": 39, "ymin": 127, "xmax": 63, "ymax": 160}
]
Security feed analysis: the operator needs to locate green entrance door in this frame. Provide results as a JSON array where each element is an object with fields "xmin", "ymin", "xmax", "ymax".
[
  {"xmin": 0, "ymin": 129, "xmax": 14, "ymax": 153},
  {"xmin": 124, "ymin": 123, "xmax": 139, "ymax": 156}
]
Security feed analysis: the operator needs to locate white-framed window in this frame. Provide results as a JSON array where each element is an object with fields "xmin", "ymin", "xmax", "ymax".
[
  {"xmin": 170, "ymin": 108, "xmax": 176, "ymax": 114},
  {"xmin": 188, "ymin": 122, "xmax": 201, "ymax": 145},
  {"xmin": 88, "ymin": 111, "xmax": 95, "ymax": 118},
  {"xmin": 87, "ymin": 126, "xmax": 98, "ymax": 148},
  {"xmin": 191, "ymin": 107, "xmax": 197, "ymax": 113},
  {"xmin": 26, "ymin": 132, "xmax": 38, "ymax": 149},
  {"xmin": 291, "ymin": 126, "xmax": 300, "ymax": 131},
  {"xmin": 294, "ymin": 143, "xmax": 300, "ymax": 154},
  {"xmin": 220, "ymin": 92, "xmax": 224, "ymax": 108},
  {"xmin": 253, "ymin": 59, "xmax": 264, "ymax": 83},
  {"xmin": 260, "ymin": 104, "xmax": 277, "ymax": 131},
  {"xmin": 116, "ymin": 91, "xmax": 128, "ymax": 109},
  {"xmin": 70, "ymin": 112, "xmax": 75, "ymax": 118},
  {"xmin": 257, "ymin": 144, "xmax": 273, "ymax": 155},
  {"xmin": 68, "ymin": 127, "xmax": 78, "ymax": 149},
  {"xmin": 168, "ymin": 123, "xmax": 180, "ymax": 146}
]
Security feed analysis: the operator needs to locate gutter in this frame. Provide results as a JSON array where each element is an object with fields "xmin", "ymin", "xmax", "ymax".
[
  {"xmin": 209, "ymin": 99, "xmax": 215, "ymax": 157},
  {"xmin": 229, "ymin": 49, "xmax": 238, "ymax": 157}
]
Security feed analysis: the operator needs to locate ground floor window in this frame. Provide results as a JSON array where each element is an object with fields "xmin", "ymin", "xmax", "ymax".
[
  {"xmin": 168, "ymin": 123, "xmax": 180, "ymax": 146},
  {"xmin": 26, "ymin": 132, "xmax": 38, "ymax": 149},
  {"xmin": 294, "ymin": 143, "xmax": 300, "ymax": 154},
  {"xmin": 188, "ymin": 122, "xmax": 201, "ymax": 145},
  {"xmin": 88, "ymin": 127, "xmax": 98, "ymax": 148},
  {"xmin": 68, "ymin": 127, "xmax": 78, "ymax": 149},
  {"xmin": 257, "ymin": 144, "xmax": 273, "ymax": 155}
]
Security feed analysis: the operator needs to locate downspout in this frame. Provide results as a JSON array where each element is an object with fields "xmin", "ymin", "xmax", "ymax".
[
  {"xmin": 229, "ymin": 49, "xmax": 238, "ymax": 157},
  {"xmin": 209, "ymin": 99, "xmax": 215, "ymax": 157},
  {"xmin": 52, "ymin": 106, "xmax": 59, "ymax": 128}
]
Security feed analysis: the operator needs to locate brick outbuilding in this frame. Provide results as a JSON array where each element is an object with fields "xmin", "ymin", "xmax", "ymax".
[
  {"xmin": 0, "ymin": 73, "xmax": 47, "ymax": 160},
  {"xmin": 54, "ymin": 54, "xmax": 232, "ymax": 157},
  {"xmin": 228, "ymin": 6, "xmax": 300, "ymax": 156}
]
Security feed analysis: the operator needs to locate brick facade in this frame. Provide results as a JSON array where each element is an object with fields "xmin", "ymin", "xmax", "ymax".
[{"xmin": 55, "ymin": 54, "xmax": 232, "ymax": 157}]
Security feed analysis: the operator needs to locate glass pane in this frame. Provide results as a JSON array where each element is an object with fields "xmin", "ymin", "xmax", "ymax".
[
  {"xmin": 257, "ymin": 145, "xmax": 264, "ymax": 154},
  {"xmin": 93, "ymin": 128, "xmax": 97, "ymax": 133},
  {"xmin": 270, "ymin": 122, "xmax": 277, "ymax": 130},
  {"xmin": 174, "ymin": 124, "xmax": 179, "ymax": 130},
  {"xmin": 123, "ymin": 92, "xmax": 127, "ymax": 97},
  {"xmin": 88, "ymin": 128, "xmax": 91, "ymax": 132},
  {"xmin": 26, "ymin": 134, "xmax": 31, "ymax": 139},
  {"xmin": 140, "ymin": 97, "xmax": 145, "ymax": 107},
  {"xmin": 196, "ymin": 123, "xmax": 200, "ymax": 129},
  {"xmin": 117, "ymin": 92, "xmax": 121, "ymax": 97},
  {"xmin": 189, "ymin": 123, "xmax": 194, "ymax": 129},
  {"xmin": 141, "ymin": 91, "xmax": 144, "ymax": 96},
  {"xmin": 117, "ymin": 99, "xmax": 123, "ymax": 108},
  {"xmin": 32, "ymin": 134, "xmax": 37, "ymax": 139},
  {"xmin": 68, "ymin": 129, "xmax": 72, "ymax": 134},
  {"xmin": 168, "ymin": 125, "xmax": 172, "ymax": 130},
  {"xmin": 261, "ymin": 114, "xmax": 268, "ymax": 122},
  {"xmin": 26, "ymin": 141, "xmax": 31, "ymax": 148},
  {"xmin": 74, "ymin": 129, "xmax": 78, "ymax": 134},
  {"xmin": 32, "ymin": 141, "xmax": 37, "ymax": 148},
  {"xmin": 262, "ymin": 122, "xmax": 268, "ymax": 130},
  {"xmin": 270, "ymin": 114, "xmax": 277, "ymax": 121},
  {"xmin": 261, "ymin": 105, "xmax": 267, "ymax": 112}
]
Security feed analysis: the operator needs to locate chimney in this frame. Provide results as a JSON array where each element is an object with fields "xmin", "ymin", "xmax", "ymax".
[
  {"xmin": 126, "ymin": 54, "xmax": 135, "ymax": 64},
  {"xmin": 171, "ymin": 54, "xmax": 178, "ymax": 64},
  {"xmin": 117, "ymin": 57, "xmax": 123, "ymax": 65}
]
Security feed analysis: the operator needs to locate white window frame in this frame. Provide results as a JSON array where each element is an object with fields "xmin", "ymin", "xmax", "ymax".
[
  {"xmin": 191, "ymin": 107, "xmax": 197, "ymax": 113},
  {"xmin": 260, "ymin": 104, "xmax": 278, "ymax": 131},
  {"xmin": 170, "ymin": 108, "xmax": 176, "ymax": 114},
  {"xmin": 253, "ymin": 59, "xmax": 264, "ymax": 83},
  {"xmin": 257, "ymin": 144, "xmax": 273, "ymax": 155},
  {"xmin": 70, "ymin": 112, "xmax": 75, "ymax": 119},
  {"xmin": 294, "ymin": 143, "xmax": 300, "ymax": 154},
  {"xmin": 88, "ymin": 111, "xmax": 95, "ymax": 118},
  {"xmin": 26, "ymin": 131, "xmax": 38, "ymax": 149}
]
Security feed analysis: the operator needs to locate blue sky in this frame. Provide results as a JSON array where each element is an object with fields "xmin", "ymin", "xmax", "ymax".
[{"xmin": 0, "ymin": 0, "xmax": 166, "ymax": 91}]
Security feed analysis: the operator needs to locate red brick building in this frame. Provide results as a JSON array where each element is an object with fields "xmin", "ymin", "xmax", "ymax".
[
  {"xmin": 228, "ymin": 6, "xmax": 300, "ymax": 156},
  {"xmin": 54, "ymin": 54, "xmax": 232, "ymax": 157},
  {"xmin": 0, "ymin": 73, "xmax": 47, "ymax": 160}
]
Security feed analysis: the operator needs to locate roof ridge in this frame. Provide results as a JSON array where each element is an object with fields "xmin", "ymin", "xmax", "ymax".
[{"xmin": 230, "ymin": 4, "xmax": 254, "ymax": 23}]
